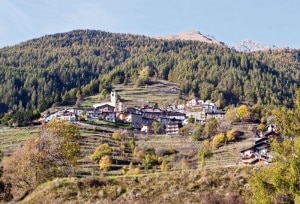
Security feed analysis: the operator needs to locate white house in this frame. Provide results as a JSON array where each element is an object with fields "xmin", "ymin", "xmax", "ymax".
[
  {"xmin": 187, "ymin": 99, "xmax": 198, "ymax": 107},
  {"xmin": 45, "ymin": 110, "xmax": 78, "ymax": 122}
]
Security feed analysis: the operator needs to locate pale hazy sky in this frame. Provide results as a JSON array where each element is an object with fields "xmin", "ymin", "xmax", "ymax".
[{"xmin": 0, "ymin": 0, "xmax": 299, "ymax": 48}]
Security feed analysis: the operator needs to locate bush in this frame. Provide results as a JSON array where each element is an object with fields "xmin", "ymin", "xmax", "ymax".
[
  {"xmin": 126, "ymin": 167, "xmax": 141, "ymax": 176},
  {"xmin": 112, "ymin": 131, "xmax": 122, "ymax": 140},
  {"xmin": 163, "ymin": 148, "xmax": 178, "ymax": 156},
  {"xmin": 133, "ymin": 148, "xmax": 145, "ymax": 162},
  {"xmin": 160, "ymin": 159, "xmax": 168, "ymax": 172},
  {"xmin": 198, "ymin": 140, "xmax": 212, "ymax": 157},
  {"xmin": 99, "ymin": 155, "xmax": 112, "ymax": 170},
  {"xmin": 203, "ymin": 118, "xmax": 220, "ymax": 139},
  {"xmin": 179, "ymin": 126, "xmax": 190, "ymax": 136},
  {"xmin": 90, "ymin": 144, "xmax": 112, "ymax": 163},
  {"xmin": 127, "ymin": 139, "xmax": 135, "ymax": 150},
  {"xmin": 257, "ymin": 123, "xmax": 266, "ymax": 131},
  {"xmin": 192, "ymin": 124, "xmax": 204, "ymax": 141},
  {"xmin": 212, "ymin": 133, "xmax": 226, "ymax": 148},
  {"xmin": 81, "ymin": 178, "xmax": 108, "ymax": 188},
  {"xmin": 226, "ymin": 129, "xmax": 238, "ymax": 142},
  {"xmin": 143, "ymin": 154, "xmax": 163, "ymax": 167}
]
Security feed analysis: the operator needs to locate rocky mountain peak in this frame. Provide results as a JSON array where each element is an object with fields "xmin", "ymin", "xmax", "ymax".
[{"xmin": 154, "ymin": 30, "xmax": 225, "ymax": 46}]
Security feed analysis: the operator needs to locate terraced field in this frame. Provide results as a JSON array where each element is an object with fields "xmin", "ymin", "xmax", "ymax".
[
  {"xmin": 134, "ymin": 123, "xmax": 257, "ymax": 170},
  {"xmin": 204, "ymin": 123, "xmax": 257, "ymax": 168},
  {"xmin": 0, "ymin": 127, "xmax": 39, "ymax": 158},
  {"xmin": 0, "ymin": 122, "xmax": 257, "ymax": 178},
  {"xmin": 76, "ymin": 127, "xmax": 135, "ymax": 177}
]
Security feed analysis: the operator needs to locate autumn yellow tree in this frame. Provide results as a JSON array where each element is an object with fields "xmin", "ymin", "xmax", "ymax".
[
  {"xmin": 236, "ymin": 105, "xmax": 250, "ymax": 122},
  {"xmin": 139, "ymin": 67, "xmax": 150, "ymax": 83},
  {"xmin": 99, "ymin": 155, "xmax": 112, "ymax": 170},
  {"xmin": 226, "ymin": 129, "xmax": 238, "ymax": 142},
  {"xmin": 212, "ymin": 133, "xmax": 226, "ymax": 148},
  {"xmin": 112, "ymin": 131, "xmax": 122, "ymax": 140},
  {"xmin": 90, "ymin": 144, "xmax": 112, "ymax": 163},
  {"xmin": 5, "ymin": 120, "xmax": 81, "ymax": 191},
  {"xmin": 135, "ymin": 67, "xmax": 150, "ymax": 87}
]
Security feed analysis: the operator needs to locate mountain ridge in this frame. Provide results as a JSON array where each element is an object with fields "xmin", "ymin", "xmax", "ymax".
[{"xmin": 153, "ymin": 30, "xmax": 226, "ymax": 46}]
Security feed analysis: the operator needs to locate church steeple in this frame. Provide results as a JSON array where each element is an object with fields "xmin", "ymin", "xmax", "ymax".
[{"xmin": 111, "ymin": 91, "xmax": 117, "ymax": 107}]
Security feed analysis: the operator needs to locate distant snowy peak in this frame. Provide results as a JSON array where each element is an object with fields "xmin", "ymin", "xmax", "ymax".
[
  {"xmin": 154, "ymin": 30, "xmax": 226, "ymax": 46},
  {"xmin": 235, "ymin": 39, "xmax": 278, "ymax": 52}
]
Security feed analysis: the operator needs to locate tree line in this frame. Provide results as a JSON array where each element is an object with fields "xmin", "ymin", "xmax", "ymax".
[{"xmin": 0, "ymin": 29, "xmax": 299, "ymax": 120}]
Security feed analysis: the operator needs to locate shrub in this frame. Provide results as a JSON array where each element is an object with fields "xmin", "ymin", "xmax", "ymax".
[
  {"xmin": 192, "ymin": 124, "xmax": 204, "ymax": 141},
  {"xmin": 121, "ymin": 166, "xmax": 128, "ymax": 175},
  {"xmin": 120, "ymin": 129, "xmax": 133, "ymax": 138},
  {"xmin": 163, "ymin": 148, "xmax": 178, "ymax": 156},
  {"xmin": 212, "ymin": 133, "xmax": 226, "ymax": 148},
  {"xmin": 226, "ymin": 129, "xmax": 238, "ymax": 142},
  {"xmin": 112, "ymin": 131, "xmax": 122, "ymax": 140},
  {"xmin": 198, "ymin": 140, "xmax": 212, "ymax": 157},
  {"xmin": 90, "ymin": 144, "xmax": 112, "ymax": 163},
  {"xmin": 81, "ymin": 178, "xmax": 108, "ymax": 188},
  {"xmin": 143, "ymin": 154, "xmax": 162, "ymax": 166},
  {"xmin": 99, "ymin": 155, "xmax": 112, "ymax": 170},
  {"xmin": 179, "ymin": 126, "xmax": 189, "ymax": 136},
  {"xmin": 160, "ymin": 159, "xmax": 168, "ymax": 172},
  {"xmin": 133, "ymin": 148, "xmax": 145, "ymax": 162},
  {"xmin": 257, "ymin": 123, "xmax": 266, "ymax": 131},
  {"xmin": 203, "ymin": 118, "xmax": 220, "ymax": 139},
  {"xmin": 127, "ymin": 139, "xmax": 135, "ymax": 150},
  {"xmin": 126, "ymin": 167, "xmax": 141, "ymax": 176}
]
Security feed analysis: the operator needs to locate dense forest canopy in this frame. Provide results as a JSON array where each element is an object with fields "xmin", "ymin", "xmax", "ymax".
[{"xmin": 0, "ymin": 29, "xmax": 299, "ymax": 117}]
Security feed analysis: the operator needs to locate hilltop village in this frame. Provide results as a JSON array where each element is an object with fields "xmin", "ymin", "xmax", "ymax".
[
  {"xmin": 42, "ymin": 90, "xmax": 283, "ymax": 166},
  {"xmin": 43, "ymin": 91, "xmax": 225, "ymax": 135}
]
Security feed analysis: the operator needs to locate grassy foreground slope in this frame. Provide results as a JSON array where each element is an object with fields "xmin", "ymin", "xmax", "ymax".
[{"xmin": 22, "ymin": 167, "xmax": 251, "ymax": 204}]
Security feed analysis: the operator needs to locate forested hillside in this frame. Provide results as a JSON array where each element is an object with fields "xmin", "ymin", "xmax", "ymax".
[{"xmin": 0, "ymin": 29, "xmax": 299, "ymax": 116}]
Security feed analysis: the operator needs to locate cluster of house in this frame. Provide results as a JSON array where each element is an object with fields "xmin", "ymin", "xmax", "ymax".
[
  {"xmin": 43, "ymin": 91, "xmax": 225, "ymax": 135},
  {"xmin": 240, "ymin": 125, "xmax": 281, "ymax": 165},
  {"xmin": 185, "ymin": 98, "xmax": 225, "ymax": 122}
]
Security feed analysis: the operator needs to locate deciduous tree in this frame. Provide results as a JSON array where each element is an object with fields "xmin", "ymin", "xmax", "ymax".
[
  {"xmin": 99, "ymin": 155, "xmax": 112, "ymax": 170},
  {"xmin": 5, "ymin": 120, "xmax": 81, "ymax": 191},
  {"xmin": 212, "ymin": 133, "xmax": 226, "ymax": 148},
  {"xmin": 90, "ymin": 144, "xmax": 112, "ymax": 163}
]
